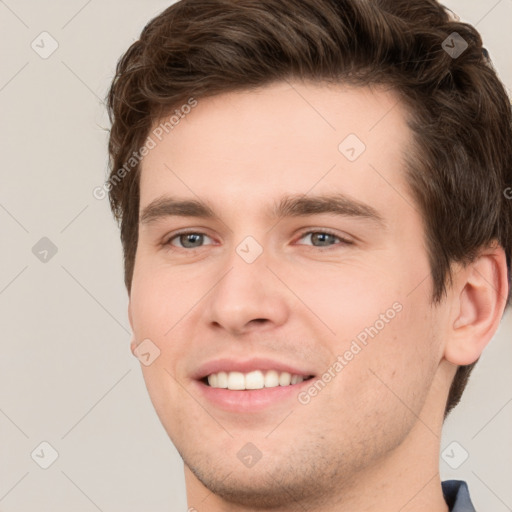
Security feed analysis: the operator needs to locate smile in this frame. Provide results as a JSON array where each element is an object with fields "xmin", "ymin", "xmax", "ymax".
[
  {"xmin": 193, "ymin": 357, "xmax": 317, "ymax": 412},
  {"xmin": 205, "ymin": 370, "xmax": 314, "ymax": 390}
]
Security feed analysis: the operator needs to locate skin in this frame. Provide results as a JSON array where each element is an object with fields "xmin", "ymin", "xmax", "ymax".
[{"xmin": 127, "ymin": 80, "xmax": 508, "ymax": 512}]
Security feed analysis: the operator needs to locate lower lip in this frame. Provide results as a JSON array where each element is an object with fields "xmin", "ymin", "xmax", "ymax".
[{"xmin": 193, "ymin": 379, "xmax": 314, "ymax": 413}]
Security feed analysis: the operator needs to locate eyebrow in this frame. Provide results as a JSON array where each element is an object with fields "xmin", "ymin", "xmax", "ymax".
[{"xmin": 140, "ymin": 193, "xmax": 387, "ymax": 229}]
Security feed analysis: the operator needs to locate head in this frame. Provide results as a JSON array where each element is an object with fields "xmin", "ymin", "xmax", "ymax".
[{"xmin": 106, "ymin": 0, "xmax": 512, "ymax": 507}]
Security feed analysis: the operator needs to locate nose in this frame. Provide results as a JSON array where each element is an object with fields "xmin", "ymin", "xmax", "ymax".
[{"xmin": 204, "ymin": 244, "xmax": 290, "ymax": 336}]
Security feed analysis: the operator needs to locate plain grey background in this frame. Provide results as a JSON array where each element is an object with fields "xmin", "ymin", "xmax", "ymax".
[{"xmin": 0, "ymin": 1, "xmax": 511, "ymax": 511}]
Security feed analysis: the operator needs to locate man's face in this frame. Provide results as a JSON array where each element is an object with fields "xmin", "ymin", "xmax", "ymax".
[{"xmin": 129, "ymin": 81, "xmax": 447, "ymax": 505}]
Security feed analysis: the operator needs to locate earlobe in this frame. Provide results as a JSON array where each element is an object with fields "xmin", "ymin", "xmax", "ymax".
[{"xmin": 444, "ymin": 244, "xmax": 508, "ymax": 366}]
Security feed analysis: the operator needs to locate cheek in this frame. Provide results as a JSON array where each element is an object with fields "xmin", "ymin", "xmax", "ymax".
[
  {"xmin": 287, "ymin": 260, "xmax": 406, "ymax": 344},
  {"xmin": 309, "ymin": 266, "xmax": 439, "ymax": 414},
  {"xmin": 129, "ymin": 259, "xmax": 188, "ymax": 338},
  {"xmin": 129, "ymin": 263, "xmax": 201, "ymax": 419},
  {"xmin": 341, "ymin": 298, "xmax": 439, "ymax": 421}
]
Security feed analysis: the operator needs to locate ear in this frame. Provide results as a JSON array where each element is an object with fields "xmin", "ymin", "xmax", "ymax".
[
  {"xmin": 128, "ymin": 302, "xmax": 138, "ymax": 356},
  {"xmin": 444, "ymin": 243, "xmax": 509, "ymax": 366},
  {"xmin": 130, "ymin": 337, "xmax": 138, "ymax": 357}
]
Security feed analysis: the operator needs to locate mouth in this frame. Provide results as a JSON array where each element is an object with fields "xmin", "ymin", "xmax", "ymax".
[
  {"xmin": 201, "ymin": 369, "xmax": 315, "ymax": 390},
  {"xmin": 192, "ymin": 359, "xmax": 316, "ymax": 412}
]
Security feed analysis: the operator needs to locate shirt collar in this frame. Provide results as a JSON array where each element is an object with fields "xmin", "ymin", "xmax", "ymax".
[{"xmin": 442, "ymin": 480, "xmax": 476, "ymax": 512}]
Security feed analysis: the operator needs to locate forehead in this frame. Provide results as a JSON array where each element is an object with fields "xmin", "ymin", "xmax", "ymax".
[{"xmin": 138, "ymin": 81, "xmax": 416, "ymax": 223}]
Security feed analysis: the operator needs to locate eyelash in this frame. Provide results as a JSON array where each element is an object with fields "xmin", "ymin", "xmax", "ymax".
[{"xmin": 162, "ymin": 229, "xmax": 353, "ymax": 251}]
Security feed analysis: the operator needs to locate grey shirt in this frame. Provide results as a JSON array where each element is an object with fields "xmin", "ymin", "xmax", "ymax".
[{"xmin": 442, "ymin": 480, "xmax": 476, "ymax": 512}]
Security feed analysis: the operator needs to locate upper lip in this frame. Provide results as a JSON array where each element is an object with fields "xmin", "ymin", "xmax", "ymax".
[{"xmin": 193, "ymin": 357, "xmax": 316, "ymax": 380}]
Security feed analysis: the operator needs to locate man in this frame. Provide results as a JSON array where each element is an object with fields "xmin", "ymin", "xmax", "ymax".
[{"xmin": 105, "ymin": 0, "xmax": 512, "ymax": 510}]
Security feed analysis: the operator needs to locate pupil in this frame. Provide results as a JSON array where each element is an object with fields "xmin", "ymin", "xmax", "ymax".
[
  {"xmin": 313, "ymin": 233, "xmax": 332, "ymax": 246},
  {"xmin": 183, "ymin": 234, "xmax": 202, "ymax": 247}
]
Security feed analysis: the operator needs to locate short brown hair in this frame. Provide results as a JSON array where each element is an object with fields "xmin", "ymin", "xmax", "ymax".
[{"xmin": 106, "ymin": 0, "xmax": 512, "ymax": 418}]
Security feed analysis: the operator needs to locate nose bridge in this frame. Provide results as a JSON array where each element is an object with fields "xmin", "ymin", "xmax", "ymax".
[{"xmin": 205, "ymin": 234, "xmax": 289, "ymax": 333}]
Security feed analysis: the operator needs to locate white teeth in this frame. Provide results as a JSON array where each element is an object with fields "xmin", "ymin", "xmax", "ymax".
[
  {"xmin": 217, "ymin": 371, "xmax": 228, "ymax": 388},
  {"xmin": 264, "ymin": 370, "xmax": 279, "ymax": 388},
  {"xmin": 206, "ymin": 370, "xmax": 307, "ymax": 390},
  {"xmin": 207, "ymin": 373, "xmax": 218, "ymax": 388},
  {"xmin": 227, "ymin": 371, "xmax": 245, "ymax": 390},
  {"xmin": 245, "ymin": 370, "xmax": 265, "ymax": 390},
  {"xmin": 279, "ymin": 372, "xmax": 291, "ymax": 386}
]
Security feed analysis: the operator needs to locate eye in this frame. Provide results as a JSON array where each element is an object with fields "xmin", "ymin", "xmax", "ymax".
[
  {"xmin": 165, "ymin": 231, "xmax": 214, "ymax": 249},
  {"xmin": 296, "ymin": 230, "xmax": 352, "ymax": 248},
  {"xmin": 162, "ymin": 229, "xmax": 352, "ymax": 251}
]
